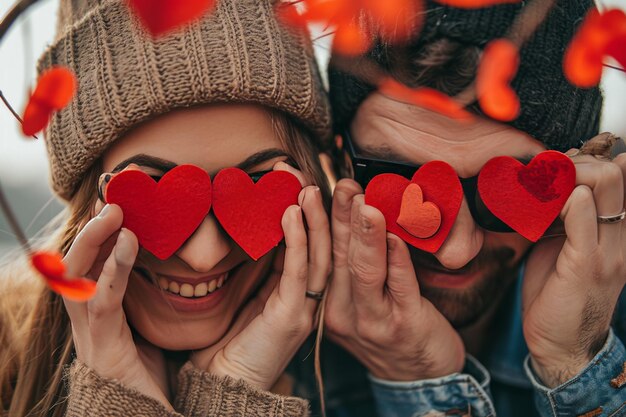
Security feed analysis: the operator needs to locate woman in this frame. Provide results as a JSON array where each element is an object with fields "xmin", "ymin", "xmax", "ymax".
[{"xmin": 0, "ymin": 0, "xmax": 332, "ymax": 415}]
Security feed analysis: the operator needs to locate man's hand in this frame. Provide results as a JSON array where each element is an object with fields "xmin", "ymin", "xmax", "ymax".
[
  {"xmin": 523, "ymin": 146, "xmax": 626, "ymax": 388},
  {"xmin": 325, "ymin": 179, "xmax": 465, "ymax": 381}
]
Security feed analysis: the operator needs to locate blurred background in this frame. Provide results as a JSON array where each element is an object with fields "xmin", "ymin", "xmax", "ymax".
[{"xmin": 0, "ymin": 0, "xmax": 625, "ymax": 255}]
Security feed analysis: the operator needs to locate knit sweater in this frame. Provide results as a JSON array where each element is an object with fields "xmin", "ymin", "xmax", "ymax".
[{"xmin": 66, "ymin": 360, "xmax": 310, "ymax": 416}]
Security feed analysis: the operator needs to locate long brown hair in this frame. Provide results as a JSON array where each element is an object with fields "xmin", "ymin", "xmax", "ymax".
[{"xmin": 0, "ymin": 110, "xmax": 330, "ymax": 417}]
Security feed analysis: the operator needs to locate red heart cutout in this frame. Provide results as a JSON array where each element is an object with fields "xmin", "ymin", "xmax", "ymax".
[
  {"xmin": 106, "ymin": 165, "xmax": 212, "ymax": 260},
  {"xmin": 478, "ymin": 151, "xmax": 576, "ymax": 242},
  {"xmin": 365, "ymin": 161, "xmax": 463, "ymax": 253},
  {"xmin": 127, "ymin": 0, "xmax": 216, "ymax": 36},
  {"xmin": 212, "ymin": 168, "xmax": 302, "ymax": 261},
  {"xmin": 396, "ymin": 183, "xmax": 442, "ymax": 239}
]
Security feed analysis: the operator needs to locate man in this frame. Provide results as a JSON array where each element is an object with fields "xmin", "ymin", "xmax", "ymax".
[{"xmin": 291, "ymin": 1, "xmax": 626, "ymax": 416}]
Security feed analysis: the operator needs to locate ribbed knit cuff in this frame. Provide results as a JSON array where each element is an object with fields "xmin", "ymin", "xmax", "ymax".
[
  {"xmin": 66, "ymin": 360, "xmax": 181, "ymax": 417},
  {"xmin": 175, "ymin": 362, "xmax": 310, "ymax": 417}
]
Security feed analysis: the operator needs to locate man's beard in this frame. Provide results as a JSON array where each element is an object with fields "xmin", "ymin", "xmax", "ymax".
[{"xmin": 410, "ymin": 246, "xmax": 520, "ymax": 328}]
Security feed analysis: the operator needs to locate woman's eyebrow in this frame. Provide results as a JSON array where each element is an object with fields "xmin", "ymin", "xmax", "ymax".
[
  {"xmin": 111, "ymin": 154, "xmax": 178, "ymax": 173},
  {"xmin": 236, "ymin": 148, "xmax": 292, "ymax": 171},
  {"xmin": 110, "ymin": 149, "xmax": 292, "ymax": 174}
]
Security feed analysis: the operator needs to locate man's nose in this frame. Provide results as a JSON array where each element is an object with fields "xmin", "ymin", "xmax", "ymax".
[
  {"xmin": 433, "ymin": 199, "xmax": 484, "ymax": 269},
  {"xmin": 175, "ymin": 215, "xmax": 231, "ymax": 272}
]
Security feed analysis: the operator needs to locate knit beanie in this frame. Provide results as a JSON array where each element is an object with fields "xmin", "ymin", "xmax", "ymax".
[
  {"xmin": 38, "ymin": 0, "xmax": 331, "ymax": 201},
  {"xmin": 330, "ymin": 0, "xmax": 603, "ymax": 152}
]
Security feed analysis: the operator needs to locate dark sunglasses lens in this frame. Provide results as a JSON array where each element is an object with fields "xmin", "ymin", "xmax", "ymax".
[{"xmin": 472, "ymin": 191, "xmax": 515, "ymax": 233}]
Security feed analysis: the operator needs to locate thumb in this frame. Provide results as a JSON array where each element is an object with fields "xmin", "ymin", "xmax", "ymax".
[{"xmin": 386, "ymin": 233, "xmax": 421, "ymax": 306}]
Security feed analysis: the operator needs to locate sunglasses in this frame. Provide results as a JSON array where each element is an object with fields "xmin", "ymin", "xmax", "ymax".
[{"xmin": 343, "ymin": 130, "xmax": 529, "ymax": 233}]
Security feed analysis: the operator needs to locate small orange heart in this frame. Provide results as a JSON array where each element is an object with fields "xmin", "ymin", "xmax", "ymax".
[{"xmin": 396, "ymin": 183, "xmax": 442, "ymax": 239}]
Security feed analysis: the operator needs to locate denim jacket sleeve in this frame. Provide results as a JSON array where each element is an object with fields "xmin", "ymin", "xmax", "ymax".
[
  {"xmin": 368, "ymin": 355, "xmax": 496, "ymax": 417},
  {"xmin": 524, "ymin": 328, "xmax": 626, "ymax": 417}
]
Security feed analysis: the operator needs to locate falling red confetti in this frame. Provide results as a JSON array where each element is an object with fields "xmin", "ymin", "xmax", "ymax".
[
  {"xmin": 378, "ymin": 78, "xmax": 473, "ymax": 120},
  {"xmin": 564, "ymin": 8, "xmax": 626, "ymax": 88},
  {"xmin": 433, "ymin": 0, "xmax": 522, "ymax": 7},
  {"xmin": 21, "ymin": 67, "xmax": 77, "ymax": 136},
  {"xmin": 31, "ymin": 251, "xmax": 96, "ymax": 302},
  {"xmin": 476, "ymin": 39, "xmax": 520, "ymax": 122},
  {"xmin": 127, "ymin": 0, "xmax": 216, "ymax": 37},
  {"xmin": 278, "ymin": 0, "xmax": 420, "ymax": 55}
]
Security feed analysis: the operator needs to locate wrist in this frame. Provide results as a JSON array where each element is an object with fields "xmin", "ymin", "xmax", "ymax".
[{"xmin": 207, "ymin": 352, "xmax": 272, "ymax": 391}]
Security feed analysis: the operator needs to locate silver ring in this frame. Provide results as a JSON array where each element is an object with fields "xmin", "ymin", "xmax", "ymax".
[
  {"xmin": 305, "ymin": 290, "xmax": 324, "ymax": 300},
  {"xmin": 598, "ymin": 209, "xmax": 626, "ymax": 224}
]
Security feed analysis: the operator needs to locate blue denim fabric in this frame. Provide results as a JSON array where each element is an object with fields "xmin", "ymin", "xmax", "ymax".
[
  {"xmin": 369, "ymin": 355, "xmax": 494, "ymax": 417},
  {"xmin": 289, "ymin": 266, "xmax": 626, "ymax": 416}
]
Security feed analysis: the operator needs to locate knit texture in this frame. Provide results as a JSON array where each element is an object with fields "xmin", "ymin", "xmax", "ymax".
[
  {"xmin": 175, "ymin": 362, "xmax": 310, "ymax": 416},
  {"xmin": 39, "ymin": 0, "xmax": 331, "ymax": 200},
  {"xmin": 330, "ymin": 0, "xmax": 603, "ymax": 152},
  {"xmin": 66, "ymin": 360, "xmax": 183, "ymax": 416}
]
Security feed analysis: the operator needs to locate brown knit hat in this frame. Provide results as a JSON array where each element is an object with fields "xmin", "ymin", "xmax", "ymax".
[{"xmin": 38, "ymin": 0, "xmax": 331, "ymax": 201}]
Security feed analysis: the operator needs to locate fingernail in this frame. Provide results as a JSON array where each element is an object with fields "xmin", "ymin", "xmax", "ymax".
[
  {"xmin": 298, "ymin": 188, "xmax": 307, "ymax": 206},
  {"xmin": 114, "ymin": 229, "xmax": 134, "ymax": 266},
  {"xmin": 98, "ymin": 204, "xmax": 111, "ymax": 218}
]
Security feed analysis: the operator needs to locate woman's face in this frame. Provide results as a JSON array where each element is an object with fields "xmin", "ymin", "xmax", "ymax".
[{"xmin": 101, "ymin": 104, "xmax": 291, "ymax": 350}]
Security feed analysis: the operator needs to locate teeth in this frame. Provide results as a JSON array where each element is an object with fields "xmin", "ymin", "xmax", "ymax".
[
  {"xmin": 158, "ymin": 274, "xmax": 228, "ymax": 297},
  {"xmin": 194, "ymin": 282, "xmax": 208, "ymax": 297},
  {"xmin": 179, "ymin": 283, "xmax": 194, "ymax": 297},
  {"xmin": 168, "ymin": 281, "xmax": 180, "ymax": 294}
]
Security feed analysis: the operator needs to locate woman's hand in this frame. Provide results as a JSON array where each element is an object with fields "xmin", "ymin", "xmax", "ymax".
[
  {"xmin": 62, "ymin": 203, "xmax": 173, "ymax": 408},
  {"xmin": 190, "ymin": 163, "xmax": 331, "ymax": 391},
  {"xmin": 522, "ymin": 148, "xmax": 626, "ymax": 388},
  {"xmin": 324, "ymin": 179, "xmax": 465, "ymax": 381}
]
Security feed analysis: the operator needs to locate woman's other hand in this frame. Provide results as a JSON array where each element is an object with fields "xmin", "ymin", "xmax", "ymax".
[{"xmin": 62, "ymin": 203, "xmax": 173, "ymax": 408}]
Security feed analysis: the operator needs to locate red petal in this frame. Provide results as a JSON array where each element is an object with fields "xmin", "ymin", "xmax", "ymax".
[
  {"xmin": 433, "ymin": 0, "xmax": 521, "ymax": 7},
  {"xmin": 31, "ymin": 251, "xmax": 97, "ymax": 301},
  {"xmin": 305, "ymin": 0, "xmax": 358, "ymax": 24},
  {"xmin": 332, "ymin": 21, "xmax": 371, "ymax": 56},
  {"xmin": 22, "ymin": 100, "xmax": 52, "ymax": 136},
  {"xmin": 127, "ymin": 0, "xmax": 216, "ymax": 36},
  {"xmin": 564, "ymin": 8, "xmax": 626, "ymax": 87},
  {"xmin": 46, "ymin": 278, "xmax": 97, "ymax": 302},
  {"xmin": 477, "ymin": 39, "xmax": 520, "ymax": 121},
  {"xmin": 31, "ymin": 67, "xmax": 77, "ymax": 109},
  {"xmin": 378, "ymin": 78, "xmax": 472, "ymax": 120},
  {"xmin": 31, "ymin": 251, "xmax": 66, "ymax": 281}
]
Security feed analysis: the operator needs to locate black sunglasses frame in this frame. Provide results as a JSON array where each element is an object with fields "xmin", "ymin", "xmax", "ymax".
[{"xmin": 342, "ymin": 130, "xmax": 517, "ymax": 233}]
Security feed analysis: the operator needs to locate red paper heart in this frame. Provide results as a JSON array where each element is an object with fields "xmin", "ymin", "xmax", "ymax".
[
  {"xmin": 31, "ymin": 251, "xmax": 97, "ymax": 301},
  {"xmin": 212, "ymin": 168, "xmax": 301, "ymax": 261},
  {"xmin": 478, "ymin": 151, "xmax": 576, "ymax": 242},
  {"xmin": 397, "ymin": 183, "xmax": 442, "ymax": 239},
  {"xmin": 106, "ymin": 165, "xmax": 212, "ymax": 260},
  {"xmin": 365, "ymin": 161, "xmax": 463, "ymax": 253}
]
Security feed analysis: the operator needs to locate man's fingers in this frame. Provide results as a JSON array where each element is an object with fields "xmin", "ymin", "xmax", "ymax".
[
  {"xmin": 385, "ymin": 233, "xmax": 421, "ymax": 308},
  {"xmin": 561, "ymin": 185, "xmax": 598, "ymax": 255},
  {"xmin": 349, "ymin": 195, "xmax": 388, "ymax": 318}
]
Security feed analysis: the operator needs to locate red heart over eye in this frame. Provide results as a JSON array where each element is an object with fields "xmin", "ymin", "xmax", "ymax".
[
  {"xmin": 365, "ymin": 161, "xmax": 463, "ymax": 253},
  {"xmin": 478, "ymin": 151, "xmax": 576, "ymax": 242},
  {"xmin": 212, "ymin": 168, "xmax": 302, "ymax": 261},
  {"xmin": 106, "ymin": 165, "xmax": 212, "ymax": 260}
]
